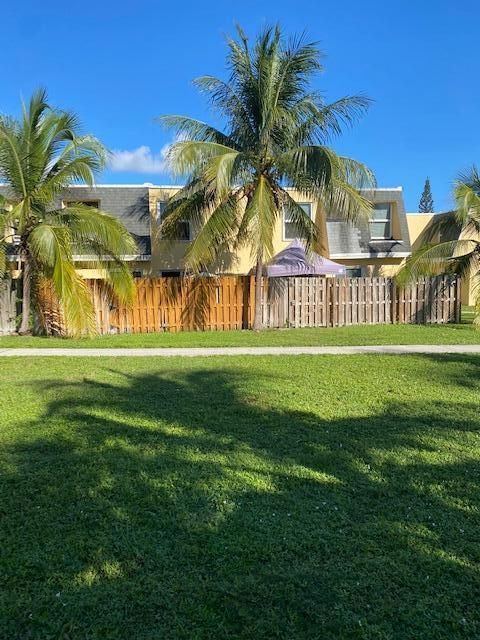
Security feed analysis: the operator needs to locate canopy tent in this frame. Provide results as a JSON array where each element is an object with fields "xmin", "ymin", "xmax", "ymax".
[{"xmin": 262, "ymin": 240, "xmax": 346, "ymax": 277}]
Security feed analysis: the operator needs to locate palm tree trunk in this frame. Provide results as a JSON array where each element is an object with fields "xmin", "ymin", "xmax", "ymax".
[
  {"xmin": 252, "ymin": 256, "xmax": 264, "ymax": 331},
  {"xmin": 18, "ymin": 254, "xmax": 31, "ymax": 335}
]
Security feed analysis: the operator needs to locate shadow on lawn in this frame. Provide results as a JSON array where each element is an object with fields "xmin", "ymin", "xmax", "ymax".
[{"xmin": 2, "ymin": 357, "xmax": 480, "ymax": 639}]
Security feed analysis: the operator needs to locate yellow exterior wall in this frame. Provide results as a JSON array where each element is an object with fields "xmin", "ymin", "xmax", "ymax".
[{"xmin": 406, "ymin": 213, "xmax": 436, "ymax": 250}]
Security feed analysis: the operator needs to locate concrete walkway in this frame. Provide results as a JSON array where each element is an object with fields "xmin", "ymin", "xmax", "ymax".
[{"xmin": 0, "ymin": 345, "xmax": 480, "ymax": 357}]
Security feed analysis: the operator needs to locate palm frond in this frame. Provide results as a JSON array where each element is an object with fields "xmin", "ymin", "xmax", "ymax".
[
  {"xmin": 0, "ymin": 117, "xmax": 27, "ymax": 197},
  {"xmin": 183, "ymin": 192, "xmax": 241, "ymax": 272},
  {"xmin": 313, "ymin": 96, "xmax": 372, "ymax": 139},
  {"xmin": 202, "ymin": 151, "xmax": 244, "ymax": 197},
  {"xmin": 280, "ymin": 189, "xmax": 318, "ymax": 252},
  {"xmin": 277, "ymin": 145, "xmax": 335, "ymax": 191},
  {"xmin": 50, "ymin": 204, "xmax": 137, "ymax": 257},
  {"xmin": 414, "ymin": 211, "xmax": 461, "ymax": 245},
  {"xmin": 245, "ymin": 176, "xmax": 278, "ymax": 260},
  {"xmin": 396, "ymin": 239, "xmax": 478, "ymax": 285},
  {"xmin": 165, "ymin": 140, "xmax": 240, "ymax": 179},
  {"xmin": 157, "ymin": 181, "xmax": 215, "ymax": 244},
  {"xmin": 158, "ymin": 115, "xmax": 236, "ymax": 147},
  {"xmin": 454, "ymin": 167, "xmax": 480, "ymax": 225},
  {"xmin": 191, "ymin": 77, "xmax": 256, "ymax": 143},
  {"xmin": 28, "ymin": 222, "xmax": 96, "ymax": 335},
  {"xmin": 49, "ymin": 205, "xmax": 136, "ymax": 304}
]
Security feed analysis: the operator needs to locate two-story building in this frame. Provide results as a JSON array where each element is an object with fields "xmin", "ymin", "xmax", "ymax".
[{"xmin": 3, "ymin": 183, "xmax": 413, "ymax": 278}]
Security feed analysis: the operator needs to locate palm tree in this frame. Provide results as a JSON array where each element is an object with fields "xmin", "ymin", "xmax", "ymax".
[
  {"xmin": 0, "ymin": 89, "xmax": 136, "ymax": 335},
  {"xmin": 158, "ymin": 25, "xmax": 375, "ymax": 329},
  {"xmin": 398, "ymin": 166, "xmax": 480, "ymax": 323}
]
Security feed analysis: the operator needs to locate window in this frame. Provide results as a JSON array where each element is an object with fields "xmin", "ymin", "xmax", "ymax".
[
  {"xmin": 65, "ymin": 200, "xmax": 100, "ymax": 209},
  {"xmin": 369, "ymin": 203, "xmax": 392, "ymax": 239},
  {"xmin": 345, "ymin": 267, "xmax": 362, "ymax": 278},
  {"xmin": 283, "ymin": 203, "xmax": 312, "ymax": 240},
  {"xmin": 156, "ymin": 200, "xmax": 168, "ymax": 220},
  {"xmin": 156, "ymin": 200, "xmax": 191, "ymax": 241},
  {"xmin": 160, "ymin": 270, "xmax": 181, "ymax": 278},
  {"xmin": 132, "ymin": 270, "xmax": 143, "ymax": 278}
]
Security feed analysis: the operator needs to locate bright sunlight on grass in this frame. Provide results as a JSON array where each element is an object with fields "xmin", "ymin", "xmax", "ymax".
[
  {"xmin": 1, "ymin": 354, "xmax": 479, "ymax": 638},
  {"xmin": 0, "ymin": 320, "xmax": 478, "ymax": 349}
]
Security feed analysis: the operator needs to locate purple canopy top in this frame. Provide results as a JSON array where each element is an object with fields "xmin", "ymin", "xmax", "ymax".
[{"xmin": 263, "ymin": 240, "xmax": 346, "ymax": 277}]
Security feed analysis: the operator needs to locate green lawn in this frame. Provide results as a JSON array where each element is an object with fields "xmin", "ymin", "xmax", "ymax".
[
  {"xmin": 462, "ymin": 305, "xmax": 476, "ymax": 324},
  {"xmin": 0, "ymin": 320, "xmax": 478, "ymax": 349},
  {"xmin": 1, "ymin": 354, "xmax": 480, "ymax": 639}
]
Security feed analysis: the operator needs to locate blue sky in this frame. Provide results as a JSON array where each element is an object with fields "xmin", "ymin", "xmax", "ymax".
[{"xmin": 3, "ymin": 0, "xmax": 480, "ymax": 211}]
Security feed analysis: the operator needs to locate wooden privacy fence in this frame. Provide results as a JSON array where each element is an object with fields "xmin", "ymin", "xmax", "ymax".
[
  {"xmin": 262, "ymin": 275, "xmax": 461, "ymax": 328},
  {"xmin": 80, "ymin": 274, "xmax": 460, "ymax": 335},
  {"xmin": 89, "ymin": 276, "xmax": 255, "ymax": 334},
  {"xmin": 0, "ymin": 279, "xmax": 17, "ymax": 335}
]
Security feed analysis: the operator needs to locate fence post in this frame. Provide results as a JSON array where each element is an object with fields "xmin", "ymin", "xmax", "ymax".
[
  {"xmin": 328, "ymin": 279, "xmax": 335, "ymax": 327},
  {"xmin": 455, "ymin": 277, "xmax": 462, "ymax": 324},
  {"xmin": 390, "ymin": 279, "xmax": 396, "ymax": 324},
  {"xmin": 243, "ymin": 274, "xmax": 255, "ymax": 329},
  {"xmin": 0, "ymin": 278, "xmax": 17, "ymax": 335}
]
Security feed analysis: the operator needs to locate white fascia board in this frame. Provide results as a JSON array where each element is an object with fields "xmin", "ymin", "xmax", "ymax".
[
  {"xmin": 64, "ymin": 184, "xmax": 181, "ymax": 189},
  {"xmin": 329, "ymin": 252, "xmax": 411, "ymax": 259},
  {"xmin": 73, "ymin": 254, "xmax": 152, "ymax": 262},
  {"xmin": 42, "ymin": 183, "xmax": 403, "ymax": 192}
]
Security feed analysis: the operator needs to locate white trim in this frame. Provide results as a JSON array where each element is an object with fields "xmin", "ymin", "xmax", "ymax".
[
  {"xmin": 360, "ymin": 187, "xmax": 403, "ymax": 192},
  {"xmin": 369, "ymin": 202, "xmax": 393, "ymax": 240},
  {"xmin": 62, "ymin": 184, "xmax": 181, "ymax": 189},
  {"xmin": 0, "ymin": 183, "xmax": 402, "ymax": 191},
  {"xmin": 145, "ymin": 185, "xmax": 183, "ymax": 189},
  {"xmin": 329, "ymin": 252, "xmax": 411, "ymax": 259},
  {"xmin": 73, "ymin": 254, "xmax": 151, "ymax": 261},
  {"xmin": 8, "ymin": 253, "xmax": 152, "ymax": 263}
]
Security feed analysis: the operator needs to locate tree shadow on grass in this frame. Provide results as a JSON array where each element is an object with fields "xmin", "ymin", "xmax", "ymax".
[
  {"xmin": 2, "ymin": 358, "xmax": 480, "ymax": 639},
  {"xmin": 421, "ymin": 352, "xmax": 480, "ymax": 390}
]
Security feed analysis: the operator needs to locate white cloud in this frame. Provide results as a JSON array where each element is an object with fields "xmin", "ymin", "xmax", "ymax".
[{"xmin": 109, "ymin": 145, "xmax": 169, "ymax": 174}]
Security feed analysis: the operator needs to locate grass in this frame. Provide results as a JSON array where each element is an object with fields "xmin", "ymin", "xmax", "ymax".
[
  {"xmin": 1, "ymin": 354, "xmax": 480, "ymax": 638},
  {"xmin": 462, "ymin": 305, "xmax": 476, "ymax": 324},
  {"xmin": 0, "ymin": 320, "xmax": 478, "ymax": 349}
]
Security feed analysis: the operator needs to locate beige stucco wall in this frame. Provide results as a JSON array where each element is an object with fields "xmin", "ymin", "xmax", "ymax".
[{"xmin": 406, "ymin": 213, "xmax": 436, "ymax": 250}]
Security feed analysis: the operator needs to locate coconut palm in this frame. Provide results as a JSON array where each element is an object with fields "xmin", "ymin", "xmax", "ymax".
[
  {"xmin": 0, "ymin": 89, "xmax": 136, "ymax": 335},
  {"xmin": 398, "ymin": 166, "xmax": 480, "ymax": 323},
  {"xmin": 158, "ymin": 25, "xmax": 375, "ymax": 329}
]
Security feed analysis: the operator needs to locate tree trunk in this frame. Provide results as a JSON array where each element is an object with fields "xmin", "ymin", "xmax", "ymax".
[
  {"xmin": 252, "ymin": 256, "xmax": 264, "ymax": 331},
  {"xmin": 18, "ymin": 254, "xmax": 32, "ymax": 335}
]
